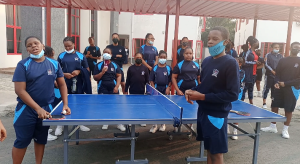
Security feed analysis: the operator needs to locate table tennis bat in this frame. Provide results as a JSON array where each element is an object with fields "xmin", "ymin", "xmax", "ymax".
[
  {"xmin": 49, "ymin": 115, "xmax": 65, "ymax": 120},
  {"xmin": 230, "ymin": 110, "xmax": 250, "ymax": 116}
]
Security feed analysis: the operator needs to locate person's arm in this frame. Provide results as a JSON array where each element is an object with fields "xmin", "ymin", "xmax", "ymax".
[
  {"xmin": 145, "ymin": 67, "xmax": 149, "ymax": 84},
  {"xmin": 56, "ymin": 65, "xmax": 71, "ymax": 115},
  {"xmin": 171, "ymin": 65, "xmax": 183, "ymax": 95},
  {"xmin": 274, "ymin": 60, "xmax": 282, "ymax": 83},
  {"xmin": 0, "ymin": 119, "xmax": 7, "ymax": 142},
  {"xmin": 245, "ymin": 52, "xmax": 256, "ymax": 65},
  {"xmin": 114, "ymin": 73, "xmax": 121, "ymax": 93},
  {"xmin": 142, "ymin": 59, "xmax": 152, "ymax": 71},
  {"xmin": 265, "ymin": 54, "xmax": 275, "ymax": 75},
  {"xmin": 149, "ymin": 69, "xmax": 155, "ymax": 87},
  {"xmin": 124, "ymin": 67, "xmax": 131, "ymax": 94},
  {"xmin": 58, "ymin": 56, "xmax": 74, "ymax": 79},
  {"xmin": 154, "ymin": 50, "xmax": 158, "ymax": 66},
  {"xmin": 93, "ymin": 65, "xmax": 107, "ymax": 81}
]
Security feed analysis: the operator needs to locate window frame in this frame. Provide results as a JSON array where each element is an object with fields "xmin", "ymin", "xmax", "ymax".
[
  {"xmin": 132, "ymin": 38, "xmax": 146, "ymax": 57},
  {"xmin": 67, "ymin": 9, "xmax": 80, "ymax": 51},
  {"xmin": 195, "ymin": 40, "xmax": 203, "ymax": 60},
  {"xmin": 6, "ymin": 5, "xmax": 21, "ymax": 55}
]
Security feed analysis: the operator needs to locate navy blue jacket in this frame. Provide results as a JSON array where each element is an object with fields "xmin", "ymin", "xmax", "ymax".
[
  {"xmin": 77, "ymin": 68, "xmax": 92, "ymax": 94},
  {"xmin": 243, "ymin": 50, "xmax": 256, "ymax": 83},
  {"xmin": 265, "ymin": 52, "xmax": 283, "ymax": 77},
  {"xmin": 195, "ymin": 55, "xmax": 239, "ymax": 118}
]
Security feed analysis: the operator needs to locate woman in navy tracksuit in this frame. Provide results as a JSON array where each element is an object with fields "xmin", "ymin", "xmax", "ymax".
[{"xmin": 241, "ymin": 36, "xmax": 261, "ymax": 104}]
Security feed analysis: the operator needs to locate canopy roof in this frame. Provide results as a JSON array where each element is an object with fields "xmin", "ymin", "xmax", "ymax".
[{"xmin": 1, "ymin": 0, "xmax": 300, "ymax": 21}]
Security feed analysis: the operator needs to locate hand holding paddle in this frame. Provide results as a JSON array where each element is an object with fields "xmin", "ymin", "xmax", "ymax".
[{"xmin": 230, "ymin": 110, "xmax": 250, "ymax": 116}]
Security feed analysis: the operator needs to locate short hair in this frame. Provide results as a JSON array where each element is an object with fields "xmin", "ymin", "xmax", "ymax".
[
  {"xmin": 236, "ymin": 57, "xmax": 244, "ymax": 64},
  {"xmin": 112, "ymin": 33, "xmax": 119, "ymax": 37},
  {"xmin": 25, "ymin": 36, "xmax": 42, "ymax": 46},
  {"xmin": 245, "ymin": 36, "xmax": 258, "ymax": 50},
  {"xmin": 291, "ymin": 42, "xmax": 300, "ymax": 48},
  {"xmin": 103, "ymin": 47, "xmax": 112, "ymax": 53},
  {"xmin": 63, "ymin": 37, "xmax": 74, "ymax": 43},
  {"xmin": 158, "ymin": 50, "xmax": 167, "ymax": 57},
  {"xmin": 145, "ymin": 33, "xmax": 153, "ymax": 40},
  {"xmin": 135, "ymin": 52, "xmax": 143, "ymax": 57},
  {"xmin": 44, "ymin": 46, "xmax": 54, "ymax": 57},
  {"xmin": 210, "ymin": 26, "xmax": 230, "ymax": 40},
  {"xmin": 182, "ymin": 37, "xmax": 188, "ymax": 41},
  {"xmin": 184, "ymin": 47, "xmax": 193, "ymax": 53},
  {"xmin": 271, "ymin": 43, "xmax": 279, "ymax": 48},
  {"xmin": 88, "ymin": 37, "xmax": 94, "ymax": 40},
  {"xmin": 241, "ymin": 44, "xmax": 247, "ymax": 50}
]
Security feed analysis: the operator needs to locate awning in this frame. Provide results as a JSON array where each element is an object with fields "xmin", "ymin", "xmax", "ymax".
[{"xmin": 1, "ymin": 0, "xmax": 300, "ymax": 21}]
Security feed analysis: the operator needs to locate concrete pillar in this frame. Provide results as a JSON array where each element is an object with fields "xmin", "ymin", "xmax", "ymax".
[
  {"xmin": 110, "ymin": 11, "xmax": 119, "ymax": 43},
  {"xmin": 51, "ymin": 8, "xmax": 66, "ymax": 59}
]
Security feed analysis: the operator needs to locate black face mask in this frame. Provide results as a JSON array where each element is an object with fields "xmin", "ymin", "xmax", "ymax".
[
  {"xmin": 135, "ymin": 59, "xmax": 142, "ymax": 64},
  {"xmin": 291, "ymin": 49, "xmax": 300, "ymax": 55},
  {"xmin": 182, "ymin": 42, "xmax": 188, "ymax": 46},
  {"xmin": 112, "ymin": 38, "xmax": 119, "ymax": 44}
]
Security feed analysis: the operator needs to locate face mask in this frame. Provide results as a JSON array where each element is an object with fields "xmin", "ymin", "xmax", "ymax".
[
  {"xmin": 112, "ymin": 38, "xmax": 119, "ymax": 44},
  {"xmin": 135, "ymin": 59, "xmax": 142, "ymax": 64},
  {"xmin": 159, "ymin": 59, "xmax": 167, "ymax": 64},
  {"xmin": 208, "ymin": 40, "xmax": 226, "ymax": 57},
  {"xmin": 291, "ymin": 49, "xmax": 300, "ymax": 56},
  {"xmin": 273, "ymin": 49, "xmax": 279, "ymax": 53},
  {"xmin": 65, "ymin": 48, "xmax": 74, "ymax": 54},
  {"xmin": 182, "ymin": 42, "xmax": 188, "ymax": 46},
  {"xmin": 148, "ymin": 40, "xmax": 154, "ymax": 45},
  {"xmin": 103, "ymin": 53, "xmax": 111, "ymax": 60},
  {"xmin": 125, "ymin": 49, "xmax": 128, "ymax": 51},
  {"xmin": 30, "ymin": 50, "xmax": 44, "ymax": 59}
]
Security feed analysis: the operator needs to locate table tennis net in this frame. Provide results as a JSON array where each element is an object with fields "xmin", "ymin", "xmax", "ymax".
[{"xmin": 146, "ymin": 84, "xmax": 183, "ymax": 126}]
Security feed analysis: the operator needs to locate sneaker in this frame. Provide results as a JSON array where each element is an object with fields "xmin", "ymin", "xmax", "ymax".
[
  {"xmin": 79, "ymin": 125, "xmax": 90, "ymax": 132},
  {"xmin": 282, "ymin": 129, "xmax": 290, "ymax": 139},
  {"xmin": 296, "ymin": 105, "xmax": 300, "ymax": 110},
  {"xmin": 159, "ymin": 124, "xmax": 166, "ymax": 132},
  {"xmin": 149, "ymin": 125, "xmax": 158, "ymax": 133},
  {"xmin": 261, "ymin": 126, "xmax": 278, "ymax": 133},
  {"xmin": 140, "ymin": 124, "xmax": 147, "ymax": 127},
  {"xmin": 227, "ymin": 125, "xmax": 231, "ymax": 134},
  {"xmin": 257, "ymin": 91, "xmax": 262, "ymax": 97},
  {"xmin": 102, "ymin": 125, "xmax": 108, "ymax": 130},
  {"xmin": 55, "ymin": 126, "xmax": 63, "ymax": 136},
  {"xmin": 231, "ymin": 129, "xmax": 238, "ymax": 140},
  {"xmin": 117, "ymin": 124, "xmax": 126, "ymax": 132},
  {"xmin": 174, "ymin": 127, "xmax": 178, "ymax": 133},
  {"xmin": 49, "ymin": 129, "xmax": 53, "ymax": 133},
  {"xmin": 47, "ymin": 133, "xmax": 58, "ymax": 141},
  {"xmin": 245, "ymin": 93, "xmax": 248, "ymax": 99},
  {"xmin": 128, "ymin": 124, "xmax": 131, "ymax": 127},
  {"xmin": 262, "ymin": 104, "xmax": 267, "ymax": 109},
  {"xmin": 190, "ymin": 124, "xmax": 194, "ymax": 131},
  {"xmin": 253, "ymin": 91, "xmax": 257, "ymax": 97}
]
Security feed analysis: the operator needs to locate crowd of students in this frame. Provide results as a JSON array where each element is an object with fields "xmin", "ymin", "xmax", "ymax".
[{"xmin": 3, "ymin": 26, "xmax": 300, "ymax": 164}]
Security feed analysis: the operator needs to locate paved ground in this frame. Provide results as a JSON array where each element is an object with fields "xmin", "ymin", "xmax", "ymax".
[{"xmin": 1, "ymin": 65, "xmax": 300, "ymax": 164}]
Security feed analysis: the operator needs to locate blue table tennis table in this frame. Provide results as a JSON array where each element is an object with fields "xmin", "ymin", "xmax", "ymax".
[{"xmin": 43, "ymin": 85, "xmax": 286, "ymax": 164}]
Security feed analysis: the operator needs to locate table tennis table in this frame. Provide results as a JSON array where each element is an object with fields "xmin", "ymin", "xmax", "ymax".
[{"xmin": 43, "ymin": 85, "xmax": 286, "ymax": 164}]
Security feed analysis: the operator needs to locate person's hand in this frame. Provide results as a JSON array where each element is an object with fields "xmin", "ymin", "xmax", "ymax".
[
  {"xmin": 256, "ymin": 61, "xmax": 261, "ymax": 65},
  {"xmin": 165, "ymin": 87, "xmax": 170, "ymax": 95},
  {"xmin": 148, "ymin": 67, "xmax": 153, "ymax": 71},
  {"xmin": 72, "ymin": 70, "xmax": 81, "ymax": 77},
  {"xmin": 185, "ymin": 90, "xmax": 194, "ymax": 104},
  {"xmin": 113, "ymin": 87, "xmax": 119, "ymax": 93},
  {"xmin": 116, "ymin": 54, "xmax": 122, "ymax": 58},
  {"xmin": 274, "ymin": 83, "xmax": 280, "ymax": 89},
  {"xmin": 62, "ymin": 105, "xmax": 71, "ymax": 115},
  {"xmin": 271, "ymin": 70, "xmax": 276, "ymax": 75},
  {"xmin": 278, "ymin": 82, "xmax": 285, "ymax": 87},
  {"xmin": 124, "ymin": 92, "xmax": 128, "ymax": 95},
  {"xmin": 64, "ymin": 73, "xmax": 74, "ymax": 79},
  {"xmin": 177, "ymin": 90, "xmax": 184, "ymax": 96},
  {"xmin": 101, "ymin": 67, "xmax": 108, "ymax": 73},
  {"xmin": 36, "ymin": 108, "xmax": 50, "ymax": 119},
  {"xmin": 0, "ymin": 121, "xmax": 7, "ymax": 142}
]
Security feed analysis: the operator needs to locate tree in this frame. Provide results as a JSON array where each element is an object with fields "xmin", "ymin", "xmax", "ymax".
[{"xmin": 201, "ymin": 17, "xmax": 236, "ymax": 47}]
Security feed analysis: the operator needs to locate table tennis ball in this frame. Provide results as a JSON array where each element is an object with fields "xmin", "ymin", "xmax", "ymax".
[{"xmin": 62, "ymin": 110, "xmax": 67, "ymax": 115}]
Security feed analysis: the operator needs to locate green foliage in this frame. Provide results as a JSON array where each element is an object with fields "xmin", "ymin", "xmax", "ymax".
[{"xmin": 201, "ymin": 17, "xmax": 236, "ymax": 47}]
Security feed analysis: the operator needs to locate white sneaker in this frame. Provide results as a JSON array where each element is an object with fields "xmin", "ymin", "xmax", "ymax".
[
  {"xmin": 49, "ymin": 129, "xmax": 53, "ymax": 133},
  {"xmin": 254, "ymin": 91, "xmax": 257, "ymax": 97},
  {"xmin": 282, "ymin": 129, "xmax": 290, "ymax": 139},
  {"xmin": 174, "ymin": 127, "xmax": 178, "ymax": 132},
  {"xmin": 231, "ymin": 129, "xmax": 238, "ymax": 140},
  {"xmin": 79, "ymin": 125, "xmax": 90, "ymax": 132},
  {"xmin": 227, "ymin": 125, "xmax": 231, "ymax": 134},
  {"xmin": 128, "ymin": 124, "xmax": 131, "ymax": 127},
  {"xmin": 257, "ymin": 91, "xmax": 262, "ymax": 97},
  {"xmin": 117, "ymin": 124, "xmax": 126, "ymax": 132},
  {"xmin": 47, "ymin": 133, "xmax": 58, "ymax": 141},
  {"xmin": 150, "ymin": 125, "xmax": 158, "ymax": 133},
  {"xmin": 159, "ymin": 124, "xmax": 166, "ymax": 132},
  {"xmin": 296, "ymin": 105, "xmax": 300, "ymax": 110},
  {"xmin": 262, "ymin": 104, "xmax": 267, "ymax": 109},
  {"xmin": 102, "ymin": 125, "xmax": 108, "ymax": 130},
  {"xmin": 140, "ymin": 124, "xmax": 146, "ymax": 127},
  {"xmin": 55, "ymin": 126, "xmax": 63, "ymax": 136},
  {"xmin": 261, "ymin": 126, "xmax": 278, "ymax": 133},
  {"xmin": 190, "ymin": 124, "xmax": 194, "ymax": 131},
  {"xmin": 245, "ymin": 93, "xmax": 248, "ymax": 99}
]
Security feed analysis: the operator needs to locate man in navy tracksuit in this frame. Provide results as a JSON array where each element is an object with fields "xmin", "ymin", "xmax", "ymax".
[
  {"xmin": 185, "ymin": 27, "xmax": 239, "ymax": 164},
  {"xmin": 83, "ymin": 37, "xmax": 101, "ymax": 77},
  {"xmin": 262, "ymin": 43, "xmax": 283, "ymax": 109}
]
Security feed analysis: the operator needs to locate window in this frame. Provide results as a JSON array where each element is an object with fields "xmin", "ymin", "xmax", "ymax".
[
  {"xmin": 261, "ymin": 42, "xmax": 286, "ymax": 57},
  {"xmin": 91, "ymin": 10, "xmax": 94, "ymax": 37},
  {"xmin": 195, "ymin": 40, "xmax": 203, "ymax": 60},
  {"xmin": 67, "ymin": 9, "xmax": 80, "ymax": 51},
  {"xmin": 6, "ymin": 5, "xmax": 21, "ymax": 55},
  {"xmin": 132, "ymin": 38, "xmax": 145, "ymax": 57}
]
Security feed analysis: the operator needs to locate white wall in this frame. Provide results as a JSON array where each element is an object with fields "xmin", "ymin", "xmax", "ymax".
[
  {"xmin": 0, "ymin": 5, "xmax": 22, "ymax": 68},
  {"xmin": 97, "ymin": 11, "xmax": 111, "ymax": 52},
  {"xmin": 234, "ymin": 19, "xmax": 254, "ymax": 51},
  {"xmin": 80, "ymin": 10, "xmax": 90, "ymax": 53},
  {"xmin": 119, "ymin": 13, "xmax": 199, "ymax": 60}
]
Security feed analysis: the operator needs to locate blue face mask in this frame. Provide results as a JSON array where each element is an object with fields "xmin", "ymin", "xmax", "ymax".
[
  {"xmin": 103, "ymin": 53, "xmax": 111, "ymax": 60},
  {"xmin": 30, "ymin": 50, "xmax": 44, "ymax": 59},
  {"xmin": 159, "ymin": 58, "xmax": 167, "ymax": 64},
  {"xmin": 208, "ymin": 40, "xmax": 226, "ymax": 57}
]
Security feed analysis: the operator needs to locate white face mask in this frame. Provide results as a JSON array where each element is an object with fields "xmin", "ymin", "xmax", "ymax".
[
  {"xmin": 159, "ymin": 58, "xmax": 167, "ymax": 64},
  {"xmin": 65, "ymin": 48, "xmax": 74, "ymax": 54},
  {"xmin": 103, "ymin": 53, "xmax": 111, "ymax": 60}
]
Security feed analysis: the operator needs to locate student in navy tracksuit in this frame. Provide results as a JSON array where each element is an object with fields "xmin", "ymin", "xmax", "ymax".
[
  {"xmin": 177, "ymin": 37, "xmax": 189, "ymax": 63},
  {"xmin": 255, "ymin": 49, "xmax": 265, "ymax": 98},
  {"xmin": 56, "ymin": 37, "xmax": 90, "ymax": 135},
  {"xmin": 106, "ymin": 33, "xmax": 126, "ymax": 93},
  {"xmin": 185, "ymin": 27, "xmax": 239, "ymax": 164},
  {"xmin": 93, "ymin": 48, "xmax": 125, "ymax": 131},
  {"xmin": 172, "ymin": 47, "xmax": 201, "ymax": 96},
  {"xmin": 125, "ymin": 52, "xmax": 149, "ymax": 127},
  {"xmin": 262, "ymin": 43, "xmax": 283, "ymax": 109},
  {"xmin": 241, "ymin": 36, "xmax": 261, "ymax": 104},
  {"xmin": 226, "ymin": 40, "xmax": 238, "ymax": 58},
  {"xmin": 261, "ymin": 42, "xmax": 300, "ymax": 139},
  {"xmin": 149, "ymin": 50, "xmax": 172, "ymax": 133},
  {"xmin": 140, "ymin": 33, "xmax": 159, "ymax": 71},
  {"xmin": 239, "ymin": 44, "xmax": 248, "ymax": 58},
  {"xmin": 12, "ymin": 36, "xmax": 70, "ymax": 164},
  {"xmin": 83, "ymin": 37, "xmax": 101, "ymax": 77}
]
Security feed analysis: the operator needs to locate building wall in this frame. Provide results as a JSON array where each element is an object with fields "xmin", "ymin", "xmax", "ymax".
[
  {"xmin": 80, "ymin": 10, "xmax": 91, "ymax": 53},
  {"xmin": 51, "ymin": 8, "xmax": 65, "ymax": 59},
  {"xmin": 97, "ymin": 11, "xmax": 111, "ymax": 51},
  {"xmin": 119, "ymin": 13, "xmax": 200, "ymax": 60}
]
